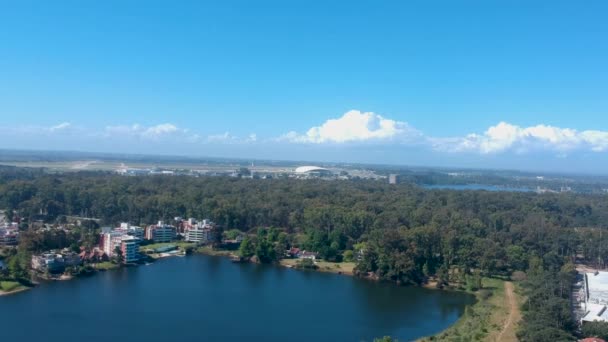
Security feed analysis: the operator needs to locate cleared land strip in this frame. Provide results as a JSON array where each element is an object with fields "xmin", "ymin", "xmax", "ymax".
[{"xmin": 495, "ymin": 281, "xmax": 520, "ymax": 342}]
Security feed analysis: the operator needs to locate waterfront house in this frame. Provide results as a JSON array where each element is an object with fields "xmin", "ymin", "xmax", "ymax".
[
  {"xmin": 79, "ymin": 248, "xmax": 109, "ymax": 263},
  {"xmin": 298, "ymin": 251, "xmax": 319, "ymax": 260},
  {"xmin": 31, "ymin": 251, "xmax": 82, "ymax": 274},
  {"xmin": 287, "ymin": 247, "xmax": 301, "ymax": 258}
]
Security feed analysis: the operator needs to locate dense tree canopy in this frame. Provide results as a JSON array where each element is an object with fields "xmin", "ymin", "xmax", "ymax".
[{"xmin": 2, "ymin": 168, "xmax": 607, "ymax": 338}]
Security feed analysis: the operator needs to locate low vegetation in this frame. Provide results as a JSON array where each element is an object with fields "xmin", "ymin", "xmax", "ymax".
[
  {"xmin": 93, "ymin": 261, "xmax": 120, "ymax": 271},
  {"xmin": 421, "ymin": 278, "xmax": 511, "ymax": 341},
  {"xmin": 0, "ymin": 280, "xmax": 24, "ymax": 293}
]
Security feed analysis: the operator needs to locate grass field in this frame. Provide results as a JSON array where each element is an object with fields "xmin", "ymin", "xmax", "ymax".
[
  {"xmin": 140, "ymin": 242, "xmax": 196, "ymax": 252},
  {"xmin": 195, "ymin": 245, "xmax": 234, "ymax": 257},
  {"xmin": 420, "ymin": 278, "xmax": 521, "ymax": 341},
  {"xmin": 93, "ymin": 261, "xmax": 120, "ymax": 270},
  {"xmin": 279, "ymin": 259, "xmax": 356, "ymax": 275},
  {"xmin": 0, "ymin": 281, "xmax": 28, "ymax": 294}
]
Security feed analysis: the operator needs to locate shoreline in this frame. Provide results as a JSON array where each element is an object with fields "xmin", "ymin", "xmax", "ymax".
[
  {"xmin": 0, "ymin": 286, "xmax": 31, "ymax": 297},
  {"xmin": 1, "ymin": 249, "xmax": 483, "ymax": 340}
]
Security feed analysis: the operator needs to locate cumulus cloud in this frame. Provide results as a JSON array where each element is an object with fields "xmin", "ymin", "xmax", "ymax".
[
  {"xmin": 432, "ymin": 121, "xmax": 608, "ymax": 154},
  {"xmin": 282, "ymin": 110, "xmax": 421, "ymax": 144},
  {"xmin": 104, "ymin": 123, "xmax": 184, "ymax": 139}
]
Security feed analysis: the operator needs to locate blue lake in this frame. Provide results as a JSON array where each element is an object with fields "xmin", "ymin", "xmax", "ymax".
[
  {"xmin": 423, "ymin": 184, "xmax": 533, "ymax": 192},
  {"xmin": 0, "ymin": 255, "xmax": 474, "ymax": 341}
]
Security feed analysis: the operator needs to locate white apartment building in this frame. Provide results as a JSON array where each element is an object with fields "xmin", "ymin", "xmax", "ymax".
[
  {"xmin": 116, "ymin": 223, "xmax": 145, "ymax": 239},
  {"xmin": 184, "ymin": 219, "xmax": 216, "ymax": 244},
  {"xmin": 101, "ymin": 230, "xmax": 140, "ymax": 263}
]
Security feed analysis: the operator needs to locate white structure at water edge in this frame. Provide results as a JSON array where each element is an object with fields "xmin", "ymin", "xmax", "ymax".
[{"xmin": 582, "ymin": 272, "xmax": 608, "ymax": 322}]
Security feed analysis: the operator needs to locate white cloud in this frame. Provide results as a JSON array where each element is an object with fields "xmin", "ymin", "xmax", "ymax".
[
  {"xmin": 433, "ymin": 121, "xmax": 608, "ymax": 154},
  {"xmin": 104, "ymin": 123, "xmax": 184, "ymax": 139},
  {"xmin": 206, "ymin": 132, "xmax": 234, "ymax": 143},
  {"xmin": 142, "ymin": 123, "xmax": 178, "ymax": 137},
  {"xmin": 282, "ymin": 110, "xmax": 420, "ymax": 144},
  {"xmin": 49, "ymin": 122, "xmax": 72, "ymax": 132}
]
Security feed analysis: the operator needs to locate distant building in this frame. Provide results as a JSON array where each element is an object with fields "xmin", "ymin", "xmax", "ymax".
[
  {"xmin": 31, "ymin": 251, "xmax": 82, "ymax": 273},
  {"xmin": 145, "ymin": 221, "xmax": 177, "ymax": 243},
  {"xmin": 184, "ymin": 219, "xmax": 218, "ymax": 244},
  {"xmin": 115, "ymin": 223, "xmax": 145, "ymax": 239},
  {"xmin": 0, "ymin": 224, "xmax": 19, "ymax": 246},
  {"xmin": 388, "ymin": 174, "xmax": 399, "ymax": 184},
  {"xmin": 298, "ymin": 251, "xmax": 319, "ymax": 260},
  {"xmin": 102, "ymin": 231, "xmax": 128, "ymax": 256},
  {"xmin": 294, "ymin": 166, "xmax": 333, "ymax": 178},
  {"xmin": 100, "ymin": 230, "xmax": 141, "ymax": 263},
  {"xmin": 120, "ymin": 236, "xmax": 141, "ymax": 263}
]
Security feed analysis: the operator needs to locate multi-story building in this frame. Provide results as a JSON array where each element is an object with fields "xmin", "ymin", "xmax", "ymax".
[
  {"xmin": 115, "ymin": 222, "xmax": 145, "ymax": 239},
  {"xmin": 31, "ymin": 251, "xmax": 82, "ymax": 273},
  {"xmin": 120, "ymin": 236, "xmax": 140, "ymax": 263},
  {"xmin": 184, "ymin": 219, "xmax": 218, "ymax": 244},
  {"xmin": 102, "ymin": 231, "xmax": 128, "ymax": 256},
  {"xmin": 0, "ymin": 225, "xmax": 19, "ymax": 246},
  {"xmin": 145, "ymin": 221, "xmax": 176, "ymax": 243},
  {"xmin": 100, "ymin": 230, "xmax": 141, "ymax": 263}
]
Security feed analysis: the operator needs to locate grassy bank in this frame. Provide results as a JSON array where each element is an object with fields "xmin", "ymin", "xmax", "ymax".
[
  {"xmin": 195, "ymin": 245, "xmax": 234, "ymax": 257},
  {"xmin": 0, "ymin": 281, "xmax": 29, "ymax": 295},
  {"xmin": 279, "ymin": 259, "xmax": 356, "ymax": 275},
  {"xmin": 93, "ymin": 261, "xmax": 120, "ymax": 270},
  {"xmin": 140, "ymin": 242, "xmax": 196, "ymax": 251},
  {"xmin": 420, "ymin": 278, "xmax": 521, "ymax": 341}
]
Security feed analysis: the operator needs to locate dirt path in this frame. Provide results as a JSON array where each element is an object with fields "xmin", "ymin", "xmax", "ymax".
[{"xmin": 496, "ymin": 281, "xmax": 520, "ymax": 341}]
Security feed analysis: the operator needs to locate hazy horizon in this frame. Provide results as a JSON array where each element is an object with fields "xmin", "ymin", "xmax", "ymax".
[{"xmin": 1, "ymin": 1, "xmax": 607, "ymax": 173}]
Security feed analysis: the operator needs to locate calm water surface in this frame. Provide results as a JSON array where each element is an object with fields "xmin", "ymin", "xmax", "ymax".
[
  {"xmin": 0, "ymin": 255, "xmax": 474, "ymax": 341},
  {"xmin": 423, "ymin": 184, "xmax": 532, "ymax": 192}
]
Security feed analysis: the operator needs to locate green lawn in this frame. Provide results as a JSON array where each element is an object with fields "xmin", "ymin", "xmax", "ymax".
[
  {"xmin": 195, "ymin": 245, "xmax": 233, "ymax": 256},
  {"xmin": 93, "ymin": 261, "xmax": 120, "ymax": 270},
  {"xmin": 0, "ymin": 281, "xmax": 24, "ymax": 293},
  {"xmin": 140, "ymin": 242, "xmax": 196, "ymax": 252}
]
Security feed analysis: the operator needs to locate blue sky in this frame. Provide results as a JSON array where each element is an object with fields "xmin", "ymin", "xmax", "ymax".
[{"xmin": 1, "ymin": 1, "xmax": 607, "ymax": 172}]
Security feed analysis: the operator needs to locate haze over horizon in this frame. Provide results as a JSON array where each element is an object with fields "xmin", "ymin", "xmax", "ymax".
[{"xmin": 1, "ymin": 1, "xmax": 607, "ymax": 173}]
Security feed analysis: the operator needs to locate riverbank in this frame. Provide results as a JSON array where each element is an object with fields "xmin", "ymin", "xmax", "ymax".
[
  {"xmin": 0, "ymin": 281, "xmax": 31, "ymax": 296},
  {"xmin": 419, "ymin": 278, "xmax": 522, "ymax": 341},
  {"xmin": 279, "ymin": 258, "xmax": 356, "ymax": 275}
]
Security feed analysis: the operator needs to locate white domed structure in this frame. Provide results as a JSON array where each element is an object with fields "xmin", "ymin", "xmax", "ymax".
[{"xmin": 294, "ymin": 166, "xmax": 333, "ymax": 177}]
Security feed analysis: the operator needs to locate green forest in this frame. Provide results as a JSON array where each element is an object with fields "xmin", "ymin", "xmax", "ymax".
[{"xmin": 2, "ymin": 166, "xmax": 608, "ymax": 340}]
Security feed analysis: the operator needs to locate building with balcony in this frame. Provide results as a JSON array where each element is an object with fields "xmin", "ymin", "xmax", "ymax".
[{"xmin": 145, "ymin": 221, "xmax": 176, "ymax": 243}]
